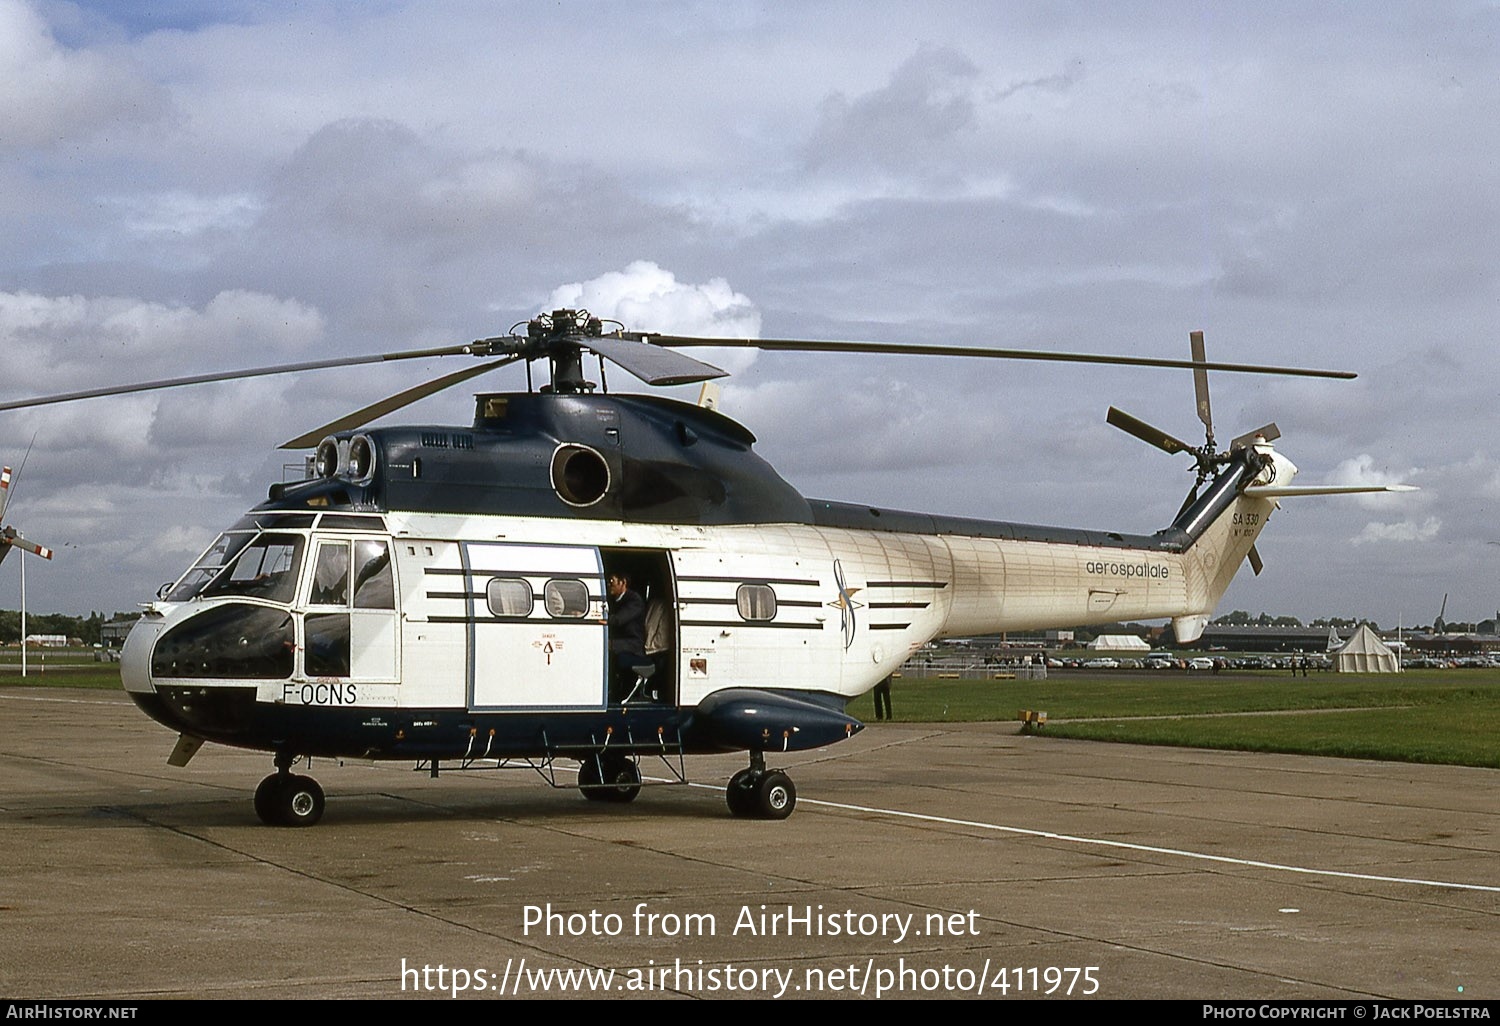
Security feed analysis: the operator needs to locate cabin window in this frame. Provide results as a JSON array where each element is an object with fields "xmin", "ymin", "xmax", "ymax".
[
  {"xmin": 486, "ymin": 578, "xmax": 534, "ymax": 618},
  {"xmin": 736, "ymin": 583, "xmax": 777, "ymax": 621},
  {"xmin": 544, "ymin": 579, "xmax": 590, "ymax": 618}
]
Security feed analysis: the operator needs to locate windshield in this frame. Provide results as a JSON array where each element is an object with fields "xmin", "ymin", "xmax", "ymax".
[
  {"xmin": 188, "ymin": 532, "xmax": 306, "ymax": 604},
  {"xmin": 165, "ymin": 531, "xmax": 258, "ymax": 602}
]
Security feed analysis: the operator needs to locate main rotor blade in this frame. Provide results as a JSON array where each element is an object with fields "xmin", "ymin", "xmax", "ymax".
[
  {"xmin": 280, "ymin": 357, "xmax": 518, "ymax": 449},
  {"xmin": 587, "ymin": 335, "xmax": 727, "ymax": 386},
  {"xmin": 1190, "ymin": 330, "xmax": 1212, "ymax": 434},
  {"xmin": 0, "ymin": 342, "xmax": 494, "ymax": 414},
  {"xmin": 645, "ymin": 335, "xmax": 1358, "ymax": 380},
  {"xmin": 1106, "ymin": 407, "xmax": 1196, "ymax": 455}
]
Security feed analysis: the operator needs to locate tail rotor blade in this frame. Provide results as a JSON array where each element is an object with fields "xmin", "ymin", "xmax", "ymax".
[
  {"xmin": 0, "ymin": 466, "xmax": 10, "ymax": 524},
  {"xmin": 1231, "ymin": 422, "xmax": 1281, "ymax": 450},
  {"xmin": 1107, "ymin": 407, "xmax": 1196, "ymax": 456},
  {"xmin": 1247, "ymin": 544, "xmax": 1264, "ymax": 576}
]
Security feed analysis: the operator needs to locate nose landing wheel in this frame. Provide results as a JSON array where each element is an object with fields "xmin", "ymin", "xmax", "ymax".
[
  {"xmin": 726, "ymin": 755, "xmax": 796, "ymax": 820},
  {"xmin": 254, "ymin": 767, "xmax": 326, "ymax": 827}
]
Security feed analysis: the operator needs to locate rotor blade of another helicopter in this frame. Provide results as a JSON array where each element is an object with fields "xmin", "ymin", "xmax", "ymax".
[
  {"xmin": 0, "ymin": 342, "xmax": 495, "ymax": 414},
  {"xmin": 280, "ymin": 357, "xmax": 518, "ymax": 449},
  {"xmin": 587, "ymin": 335, "xmax": 727, "ymax": 385},
  {"xmin": 8, "ymin": 535, "xmax": 54, "ymax": 560},
  {"xmin": 1190, "ymin": 330, "xmax": 1213, "ymax": 433},
  {"xmin": 1, "ymin": 525, "xmax": 52, "ymax": 560},
  {"xmin": 643, "ymin": 335, "xmax": 1358, "ymax": 380},
  {"xmin": 1106, "ymin": 407, "xmax": 1196, "ymax": 456}
]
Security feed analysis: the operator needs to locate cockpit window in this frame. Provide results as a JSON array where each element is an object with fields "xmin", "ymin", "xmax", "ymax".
[
  {"xmin": 199, "ymin": 533, "xmax": 305, "ymax": 604},
  {"xmin": 166, "ymin": 531, "xmax": 258, "ymax": 602}
]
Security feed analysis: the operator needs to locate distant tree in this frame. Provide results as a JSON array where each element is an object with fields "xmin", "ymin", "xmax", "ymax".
[
  {"xmin": 1211, "ymin": 611, "xmax": 1302, "ymax": 627},
  {"xmin": 1312, "ymin": 617, "xmax": 1347, "ymax": 628},
  {"xmin": 0, "ymin": 609, "xmax": 130, "ymax": 645}
]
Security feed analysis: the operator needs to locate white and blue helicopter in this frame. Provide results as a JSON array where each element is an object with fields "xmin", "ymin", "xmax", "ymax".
[{"xmin": 0, "ymin": 314, "xmax": 1408, "ymax": 825}]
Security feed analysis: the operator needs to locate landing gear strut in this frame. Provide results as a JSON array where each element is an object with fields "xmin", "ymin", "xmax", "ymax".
[
  {"xmin": 254, "ymin": 753, "xmax": 326, "ymax": 827},
  {"xmin": 725, "ymin": 752, "xmax": 796, "ymax": 820}
]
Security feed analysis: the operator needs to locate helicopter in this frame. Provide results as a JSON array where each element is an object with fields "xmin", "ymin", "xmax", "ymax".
[{"xmin": 0, "ymin": 311, "xmax": 1411, "ymax": 826}]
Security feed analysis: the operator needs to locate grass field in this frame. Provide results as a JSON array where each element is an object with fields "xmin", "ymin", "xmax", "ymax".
[
  {"xmin": 846, "ymin": 669, "xmax": 1500, "ymax": 769},
  {"xmin": 7, "ymin": 655, "xmax": 1498, "ymax": 770}
]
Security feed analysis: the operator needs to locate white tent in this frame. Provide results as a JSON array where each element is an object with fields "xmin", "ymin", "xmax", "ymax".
[
  {"xmin": 1331, "ymin": 624, "xmax": 1401, "ymax": 673},
  {"xmin": 1089, "ymin": 634, "xmax": 1151, "ymax": 652}
]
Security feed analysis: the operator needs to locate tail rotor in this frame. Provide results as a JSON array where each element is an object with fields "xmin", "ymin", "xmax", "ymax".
[{"xmin": 1107, "ymin": 331, "xmax": 1275, "ymax": 573}]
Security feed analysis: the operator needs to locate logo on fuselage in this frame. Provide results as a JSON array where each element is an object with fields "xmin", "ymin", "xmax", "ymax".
[{"xmin": 1084, "ymin": 560, "xmax": 1170, "ymax": 580}]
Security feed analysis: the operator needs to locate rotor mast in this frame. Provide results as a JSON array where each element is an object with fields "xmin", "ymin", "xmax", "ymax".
[{"xmin": 523, "ymin": 308, "xmax": 604, "ymax": 395}]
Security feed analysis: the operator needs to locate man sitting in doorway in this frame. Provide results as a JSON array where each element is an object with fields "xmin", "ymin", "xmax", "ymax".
[{"xmin": 606, "ymin": 571, "xmax": 648, "ymax": 701}]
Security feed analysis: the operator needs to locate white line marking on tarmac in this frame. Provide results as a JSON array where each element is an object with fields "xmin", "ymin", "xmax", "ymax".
[
  {"xmin": 686, "ymin": 782, "xmax": 1500, "ymax": 894},
  {"xmin": 0, "ymin": 692, "xmax": 131, "ymax": 706}
]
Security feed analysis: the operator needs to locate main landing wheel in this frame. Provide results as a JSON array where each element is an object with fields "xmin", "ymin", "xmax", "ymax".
[
  {"xmin": 725, "ymin": 768, "xmax": 796, "ymax": 820},
  {"xmin": 578, "ymin": 753, "xmax": 642, "ymax": 804},
  {"xmin": 254, "ymin": 773, "xmax": 326, "ymax": 827}
]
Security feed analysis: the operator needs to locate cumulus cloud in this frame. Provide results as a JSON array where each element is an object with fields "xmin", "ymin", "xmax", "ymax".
[
  {"xmin": 1352, "ymin": 517, "xmax": 1442, "ymax": 545},
  {"xmin": 0, "ymin": 289, "xmax": 326, "ymax": 395},
  {"xmin": 0, "ymin": 0, "xmax": 169, "ymax": 150},
  {"xmin": 992, "ymin": 57, "xmax": 1086, "ymax": 102},
  {"xmin": 548, "ymin": 261, "xmax": 762, "ymax": 375},
  {"xmin": 804, "ymin": 47, "xmax": 980, "ymax": 174},
  {"xmin": 1327, "ymin": 453, "xmax": 1423, "ymax": 509}
]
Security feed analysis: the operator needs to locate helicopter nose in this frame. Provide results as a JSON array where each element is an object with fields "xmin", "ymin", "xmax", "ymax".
[{"xmin": 120, "ymin": 617, "xmax": 166, "ymax": 695}]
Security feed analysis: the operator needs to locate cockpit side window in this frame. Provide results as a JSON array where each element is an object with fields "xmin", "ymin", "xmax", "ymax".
[
  {"xmin": 310, "ymin": 542, "xmax": 351, "ymax": 606},
  {"xmin": 307, "ymin": 539, "xmax": 394, "ymax": 610},
  {"xmin": 352, "ymin": 540, "xmax": 394, "ymax": 609}
]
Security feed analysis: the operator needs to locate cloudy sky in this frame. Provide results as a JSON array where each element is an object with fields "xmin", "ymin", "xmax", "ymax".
[{"xmin": 1, "ymin": 0, "xmax": 1495, "ymax": 629}]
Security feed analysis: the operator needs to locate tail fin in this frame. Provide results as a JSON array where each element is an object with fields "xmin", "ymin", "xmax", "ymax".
[
  {"xmin": 1167, "ymin": 444, "xmax": 1414, "ymax": 642},
  {"xmin": 1163, "ymin": 447, "xmax": 1282, "ymax": 642}
]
